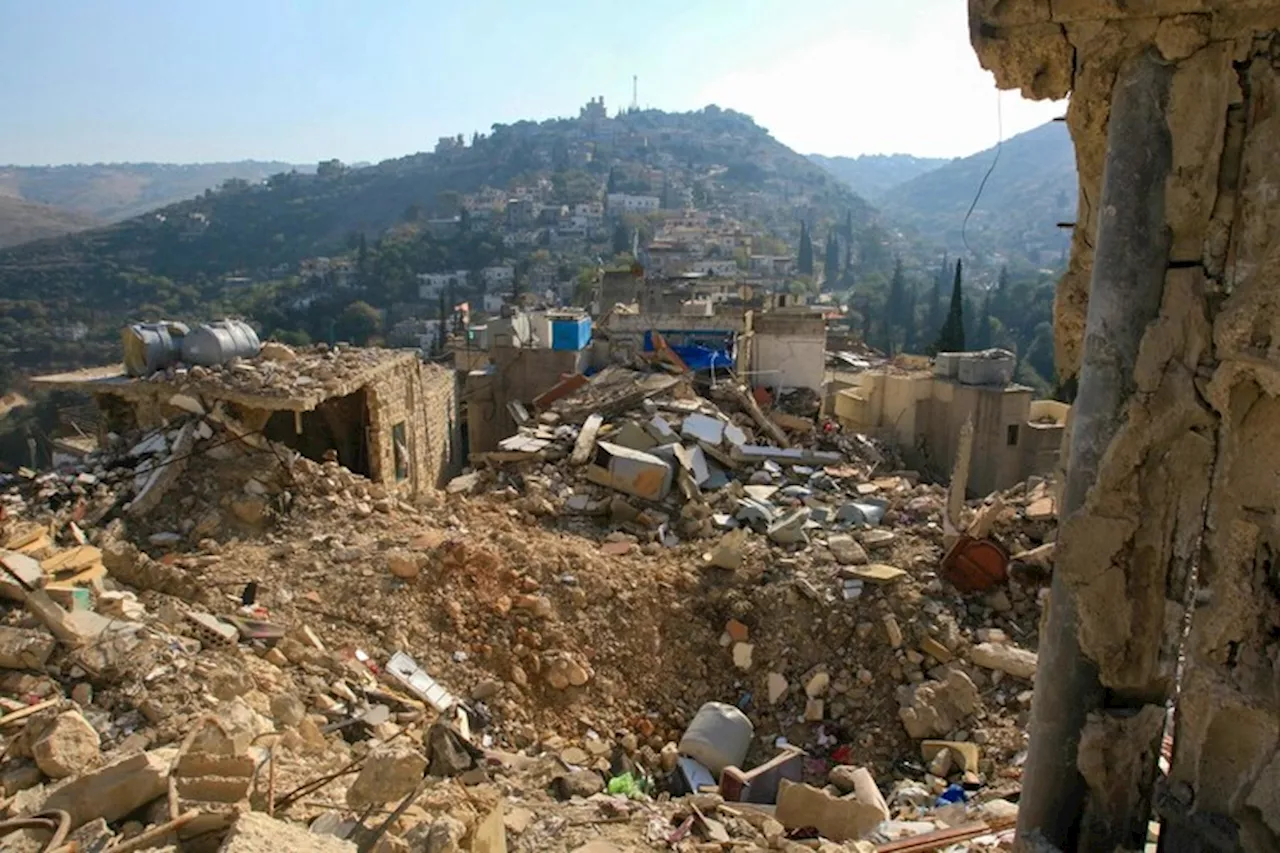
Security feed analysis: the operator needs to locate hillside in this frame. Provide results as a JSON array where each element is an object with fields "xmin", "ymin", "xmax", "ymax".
[
  {"xmin": 0, "ymin": 105, "xmax": 881, "ymax": 379},
  {"xmin": 808, "ymin": 153, "xmax": 948, "ymax": 201},
  {"xmin": 0, "ymin": 161, "xmax": 304, "ymax": 223},
  {"xmin": 0, "ymin": 195, "xmax": 98, "ymax": 248},
  {"xmin": 876, "ymin": 121, "xmax": 1076, "ymax": 269}
]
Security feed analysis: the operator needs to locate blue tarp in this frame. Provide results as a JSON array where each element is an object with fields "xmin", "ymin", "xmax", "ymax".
[{"xmin": 643, "ymin": 331, "xmax": 733, "ymax": 372}]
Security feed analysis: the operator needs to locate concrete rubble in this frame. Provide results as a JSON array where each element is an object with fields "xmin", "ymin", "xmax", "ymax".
[{"xmin": 0, "ymin": 357, "xmax": 1058, "ymax": 851}]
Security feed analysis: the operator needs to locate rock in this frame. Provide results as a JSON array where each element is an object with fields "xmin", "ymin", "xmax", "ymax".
[
  {"xmin": 0, "ymin": 625, "xmax": 56, "ymax": 670},
  {"xmin": 776, "ymin": 778, "xmax": 889, "ymax": 842},
  {"xmin": 219, "ymin": 810, "xmax": 355, "ymax": 852},
  {"xmin": 560, "ymin": 746, "xmax": 589, "ymax": 765},
  {"xmin": 705, "ymin": 528, "xmax": 747, "ymax": 571},
  {"xmin": 860, "ymin": 529, "xmax": 896, "ymax": 549},
  {"xmin": 922, "ymin": 740, "xmax": 980, "ymax": 774},
  {"xmin": 405, "ymin": 814, "xmax": 467, "ymax": 853},
  {"xmin": 0, "ymin": 760, "xmax": 42, "ymax": 796},
  {"xmin": 848, "ymin": 563, "xmax": 906, "ymax": 584},
  {"xmin": 32, "ymin": 709, "xmax": 101, "ymax": 779},
  {"xmin": 805, "ymin": 672, "xmax": 830, "ymax": 698},
  {"xmin": 978, "ymin": 798, "xmax": 1020, "ymax": 824},
  {"xmin": 898, "ymin": 670, "xmax": 981, "ymax": 739},
  {"xmin": 732, "ymin": 642, "xmax": 754, "ymax": 670},
  {"xmin": 424, "ymin": 722, "xmax": 477, "ymax": 777},
  {"xmin": 804, "ymin": 698, "xmax": 825, "ymax": 721},
  {"xmin": 504, "ymin": 806, "xmax": 536, "ymax": 835},
  {"xmin": 43, "ymin": 749, "xmax": 171, "ymax": 826},
  {"xmin": 229, "ymin": 495, "xmax": 269, "ymax": 525},
  {"xmin": 827, "ymin": 534, "xmax": 868, "ymax": 565},
  {"xmin": 767, "ymin": 508, "xmax": 811, "ymax": 546},
  {"xmin": 552, "ymin": 769, "xmax": 604, "ymax": 799},
  {"xmin": 270, "ymin": 693, "xmax": 307, "ymax": 727},
  {"xmin": 258, "ymin": 341, "xmax": 298, "ymax": 362},
  {"xmin": 725, "ymin": 619, "xmax": 749, "ymax": 643},
  {"xmin": 660, "ymin": 742, "xmax": 680, "ymax": 772},
  {"xmin": 767, "ymin": 672, "xmax": 789, "ymax": 705},
  {"xmin": 346, "ymin": 742, "xmax": 427, "ymax": 808},
  {"xmin": 544, "ymin": 655, "xmax": 591, "ymax": 689},
  {"xmin": 67, "ymin": 817, "xmax": 114, "ymax": 851},
  {"xmin": 882, "ymin": 614, "xmax": 903, "ymax": 649},
  {"xmin": 190, "ymin": 697, "xmax": 273, "ymax": 755},
  {"xmin": 919, "ymin": 636, "xmax": 954, "ymax": 664},
  {"xmin": 387, "ymin": 550, "xmax": 421, "ymax": 579},
  {"xmin": 927, "ymin": 748, "xmax": 953, "ymax": 777},
  {"xmin": 471, "ymin": 679, "xmax": 502, "ymax": 701},
  {"xmin": 970, "ymin": 642, "xmax": 1038, "ymax": 680}
]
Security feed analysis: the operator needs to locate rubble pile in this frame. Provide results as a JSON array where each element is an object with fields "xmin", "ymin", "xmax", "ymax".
[{"xmin": 0, "ymin": 366, "xmax": 1056, "ymax": 851}]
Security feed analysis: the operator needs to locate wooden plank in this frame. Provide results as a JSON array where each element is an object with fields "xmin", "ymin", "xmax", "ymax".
[
  {"xmin": 41, "ymin": 545, "xmax": 102, "ymax": 575},
  {"xmin": 0, "ymin": 698, "xmax": 60, "ymax": 728},
  {"xmin": 874, "ymin": 817, "xmax": 1015, "ymax": 852},
  {"xmin": 570, "ymin": 413, "xmax": 604, "ymax": 466}
]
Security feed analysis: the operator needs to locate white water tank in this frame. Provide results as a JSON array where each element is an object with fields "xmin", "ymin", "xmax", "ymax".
[
  {"xmin": 182, "ymin": 319, "xmax": 261, "ymax": 367},
  {"xmin": 678, "ymin": 701, "xmax": 754, "ymax": 776}
]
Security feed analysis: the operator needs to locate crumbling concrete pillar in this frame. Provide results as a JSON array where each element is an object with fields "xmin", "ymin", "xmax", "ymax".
[{"xmin": 970, "ymin": 3, "xmax": 1280, "ymax": 851}]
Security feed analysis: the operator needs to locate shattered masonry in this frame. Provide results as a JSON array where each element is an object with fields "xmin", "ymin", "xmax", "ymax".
[{"xmin": 972, "ymin": 0, "xmax": 1280, "ymax": 848}]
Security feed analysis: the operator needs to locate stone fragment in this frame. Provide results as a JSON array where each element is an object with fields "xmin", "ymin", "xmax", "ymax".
[
  {"xmin": 805, "ymin": 672, "xmax": 830, "ymax": 698},
  {"xmin": 725, "ymin": 619, "xmax": 749, "ymax": 643},
  {"xmin": 882, "ymin": 614, "xmax": 903, "ymax": 649},
  {"xmin": 919, "ymin": 636, "xmax": 954, "ymax": 664},
  {"xmin": 827, "ymin": 764, "xmax": 862, "ymax": 794},
  {"xmin": 804, "ymin": 698, "xmax": 825, "ymax": 721},
  {"xmin": 552, "ymin": 769, "xmax": 604, "ymax": 799},
  {"xmin": 43, "ymin": 749, "xmax": 171, "ymax": 826},
  {"xmin": 898, "ymin": 670, "xmax": 980, "ymax": 739},
  {"xmin": 270, "ymin": 693, "xmax": 307, "ymax": 727},
  {"xmin": 0, "ymin": 760, "xmax": 42, "ymax": 796},
  {"xmin": 847, "ymin": 563, "xmax": 906, "ymax": 584},
  {"xmin": 776, "ymin": 778, "xmax": 888, "ymax": 842},
  {"xmin": 827, "ymin": 534, "xmax": 868, "ymax": 565},
  {"xmin": 732, "ymin": 642, "xmax": 754, "ymax": 670},
  {"xmin": 767, "ymin": 672, "xmax": 788, "ymax": 705},
  {"xmin": 921, "ymin": 740, "xmax": 980, "ymax": 774},
  {"xmin": 970, "ymin": 642, "xmax": 1038, "ymax": 680},
  {"xmin": 386, "ymin": 550, "xmax": 420, "ymax": 579},
  {"xmin": 978, "ymin": 798, "xmax": 1020, "ymax": 824},
  {"xmin": 219, "ymin": 810, "xmax": 356, "ymax": 852},
  {"xmin": 346, "ymin": 742, "xmax": 427, "ymax": 808},
  {"xmin": 0, "ymin": 625, "xmax": 56, "ymax": 670},
  {"xmin": 229, "ymin": 495, "xmax": 269, "ymax": 525},
  {"xmin": 471, "ymin": 679, "xmax": 502, "ymax": 701},
  {"xmin": 32, "ymin": 709, "xmax": 101, "ymax": 778}
]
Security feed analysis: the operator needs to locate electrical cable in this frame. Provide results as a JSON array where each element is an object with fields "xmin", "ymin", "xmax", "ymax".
[{"xmin": 962, "ymin": 89, "xmax": 1005, "ymax": 256}]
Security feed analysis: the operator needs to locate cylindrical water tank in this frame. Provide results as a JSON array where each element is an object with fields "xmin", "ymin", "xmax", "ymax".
[
  {"xmin": 181, "ymin": 319, "xmax": 261, "ymax": 367},
  {"xmin": 122, "ymin": 322, "xmax": 189, "ymax": 377},
  {"xmin": 678, "ymin": 701, "xmax": 754, "ymax": 776}
]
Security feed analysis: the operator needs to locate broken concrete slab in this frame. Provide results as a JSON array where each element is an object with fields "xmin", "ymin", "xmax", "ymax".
[
  {"xmin": 846, "ymin": 564, "xmax": 906, "ymax": 584},
  {"xmin": 827, "ymin": 534, "xmax": 868, "ymax": 565},
  {"xmin": 0, "ymin": 551, "xmax": 44, "ymax": 600},
  {"xmin": 898, "ymin": 670, "xmax": 981, "ymax": 740},
  {"xmin": 0, "ymin": 625, "xmax": 55, "ymax": 670},
  {"xmin": 611, "ymin": 420, "xmax": 658, "ymax": 451},
  {"xmin": 705, "ymin": 528, "xmax": 748, "ymax": 571},
  {"xmin": 969, "ymin": 642, "xmax": 1038, "ymax": 680},
  {"xmin": 218, "ymin": 810, "xmax": 356, "ymax": 852},
  {"xmin": 766, "ymin": 508, "xmax": 811, "ymax": 546},
  {"xmin": 776, "ymin": 778, "xmax": 888, "ymax": 842},
  {"xmin": 42, "ymin": 748, "xmax": 172, "ymax": 827},
  {"xmin": 921, "ymin": 740, "xmax": 980, "ymax": 773},
  {"xmin": 32, "ymin": 709, "xmax": 101, "ymax": 779},
  {"xmin": 346, "ymin": 741, "xmax": 427, "ymax": 808},
  {"xmin": 681, "ymin": 413, "xmax": 725, "ymax": 445},
  {"xmin": 732, "ymin": 444, "xmax": 841, "ymax": 466}
]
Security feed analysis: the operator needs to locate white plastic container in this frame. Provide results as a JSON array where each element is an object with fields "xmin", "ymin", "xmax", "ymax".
[
  {"xmin": 678, "ymin": 701, "xmax": 754, "ymax": 777},
  {"xmin": 182, "ymin": 319, "xmax": 261, "ymax": 367}
]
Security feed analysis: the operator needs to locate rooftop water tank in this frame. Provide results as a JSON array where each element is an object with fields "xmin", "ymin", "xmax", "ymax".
[
  {"xmin": 181, "ymin": 319, "xmax": 261, "ymax": 367},
  {"xmin": 122, "ymin": 321, "xmax": 189, "ymax": 377}
]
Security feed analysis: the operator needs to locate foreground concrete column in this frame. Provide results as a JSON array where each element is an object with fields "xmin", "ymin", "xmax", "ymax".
[{"xmin": 970, "ymin": 3, "xmax": 1280, "ymax": 851}]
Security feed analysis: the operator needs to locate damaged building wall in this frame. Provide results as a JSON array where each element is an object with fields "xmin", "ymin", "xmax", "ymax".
[
  {"xmin": 749, "ymin": 312, "xmax": 827, "ymax": 394},
  {"xmin": 366, "ymin": 361, "xmax": 460, "ymax": 495},
  {"xmin": 970, "ymin": 2, "xmax": 1280, "ymax": 849}
]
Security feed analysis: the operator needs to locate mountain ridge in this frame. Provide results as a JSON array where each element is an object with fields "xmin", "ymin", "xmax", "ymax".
[{"xmin": 807, "ymin": 152, "xmax": 949, "ymax": 201}]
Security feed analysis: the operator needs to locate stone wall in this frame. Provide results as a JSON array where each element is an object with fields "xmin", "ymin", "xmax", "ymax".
[
  {"xmin": 365, "ymin": 361, "xmax": 459, "ymax": 496},
  {"xmin": 971, "ymin": 2, "xmax": 1280, "ymax": 847}
]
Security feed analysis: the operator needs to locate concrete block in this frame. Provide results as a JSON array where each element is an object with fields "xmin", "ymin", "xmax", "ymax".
[
  {"xmin": 776, "ymin": 778, "xmax": 888, "ymax": 842},
  {"xmin": 42, "ymin": 749, "xmax": 171, "ymax": 827},
  {"xmin": 0, "ymin": 625, "xmax": 55, "ymax": 670},
  {"xmin": 218, "ymin": 810, "xmax": 356, "ymax": 852}
]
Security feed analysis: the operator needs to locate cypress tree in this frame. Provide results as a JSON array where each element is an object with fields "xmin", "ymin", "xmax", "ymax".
[
  {"xmin": 824, "ymin": 231, "xmax": 840, "ymax": 284},
  {"xmin": 798, "ymin": 221, "xmax": 814, "ymax": 275},
  {"xmin": 844, "ymin": 209, "xmax": 854, "ymax": 242},
  {"xmin": 933, "ymin": 259, "xmax": 966, "ymax": 354},
  {"xmin": 903, "ymin": 283, "xmax": 918, "ymax": 352},
  {"xmin": 974, "ymin": 290, "xmax": 993, "ymax": 350},
  {"xmin": 886, "ymin": 257, "xmax": 906, "ymax": 350},
  {"xmin": 928, "ymin": 254, "xmax": 946, "ymax": 340}
]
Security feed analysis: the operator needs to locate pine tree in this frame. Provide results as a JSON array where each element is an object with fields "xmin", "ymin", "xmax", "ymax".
[
  {"xmin": 798, "ymin": 221, "xmax": 814, "ymax": 275},
  {"xmin": 841, "ymin": 244, "xmax": 855, "ymax": 289},
  {"xmin": 844, "ymin": 209, "xmax": 854, "ymax": 242},
  {"xmin": 932, "ymin": 259, "xmax": 966, "ymax": 354},
  {"xmin": 824, "ymin": 231, "xmax": 840, "ymax": 285}
]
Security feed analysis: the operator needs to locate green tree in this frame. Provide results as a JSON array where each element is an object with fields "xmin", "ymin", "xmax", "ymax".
[
  {"xmin": 902, "ymin": 283, "xmax": 918, "ymax": 352},
  {"xmin": 824, "ymin": 231, "xmax": 840, "ymax": 285},
  {"xmin": 843, "ymin": 209, "xmax": 854, "ymax": 242},
  {"xmin": 885, "ymin": 257, "xmax": 907, "ymax": 351},
  {"xmin": 798, "ymin": 221, "xmax": 814, "ymax": 276},
  {"xmin": 612, "ymin": 223, "xmax": 630, "ymax": 255},
  {"xmin": 973, "ymin": 290, "xmax": 994, "ymax": 350},
  {"xmin": 928, "ymin": 254, "xmax": 947, "ymax": 342},
  {"xmin": 932, "ymin": 259, "xmax": 966, "ymax": 354},
  {"xmin": 336, "ymin": 300, "xmax": 381, "ymax": 345}
]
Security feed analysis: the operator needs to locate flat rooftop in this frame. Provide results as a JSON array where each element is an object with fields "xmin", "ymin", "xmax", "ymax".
[{"xmin": 33, "ymin": 346, "xmax": 425, "ymax": 412}]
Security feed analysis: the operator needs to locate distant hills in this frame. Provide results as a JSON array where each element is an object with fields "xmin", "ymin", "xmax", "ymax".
[
  {"xmin": 0, "ymin": 195, "xmax": 99, "ymax": 248},
  {"xmin": 811, "ymin": 121, "xmax": 1077, "ymax": 270},
  {"xmin": 807, "ymin": 153, "xmax": 948, "ymax": 201},
  {"xmin": 0, "ymin": 161, "xmax": 305, "ymax": 222}
]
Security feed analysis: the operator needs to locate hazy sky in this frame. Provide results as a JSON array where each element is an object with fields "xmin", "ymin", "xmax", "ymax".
[{"xmin": 1, "ymin": 0, "xmax": 1064, "ymax": 166}]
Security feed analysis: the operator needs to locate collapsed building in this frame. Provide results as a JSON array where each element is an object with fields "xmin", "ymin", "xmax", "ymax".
[{"xmin": 32, "ymin": 344, "xmax": 461, "ymax": 499}]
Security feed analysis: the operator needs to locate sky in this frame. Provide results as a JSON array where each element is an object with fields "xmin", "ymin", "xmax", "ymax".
[{"xmin": 0, "ymin": 0, "xmax": 1064, "ymax": 167}]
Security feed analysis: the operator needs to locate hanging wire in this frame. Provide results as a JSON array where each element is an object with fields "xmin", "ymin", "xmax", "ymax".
[{"xmin": 962, "ymin": 89, "xmax": 1005, "ymax": 256}]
